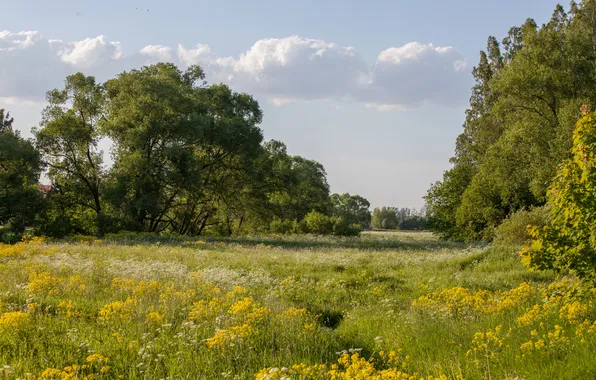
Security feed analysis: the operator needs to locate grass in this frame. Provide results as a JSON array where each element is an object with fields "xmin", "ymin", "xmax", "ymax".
[{"xmin": 1, "ymin": 232, "xmax": 595, "ymax": 379}]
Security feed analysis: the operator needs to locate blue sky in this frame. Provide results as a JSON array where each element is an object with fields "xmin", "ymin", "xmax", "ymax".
[{"xmin": 1, "ymin": 0, "xmax": 562, "ymax": 208}]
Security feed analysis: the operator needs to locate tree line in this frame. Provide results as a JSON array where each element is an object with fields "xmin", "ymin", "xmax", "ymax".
[
  {"xmin": 425, "ymin": 0, "xmax": 596, "ymax": 241},
  {"xmin": 371, "ymin": 207, "xmax": 428, "ymax": 230},
  {"xmin": 0, "ymin": 64, "xmax": 373, "ymax": 242}
]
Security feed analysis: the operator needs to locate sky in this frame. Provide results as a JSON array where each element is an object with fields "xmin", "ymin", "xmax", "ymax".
[{"xmin": 1, "ymin": 0, "xmax": 563, "ymax": 209}]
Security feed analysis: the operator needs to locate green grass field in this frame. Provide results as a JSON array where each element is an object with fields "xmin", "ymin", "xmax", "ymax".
[{"xmin": 1, "ymin": 231, "xmax": 596, "ymax": 379}]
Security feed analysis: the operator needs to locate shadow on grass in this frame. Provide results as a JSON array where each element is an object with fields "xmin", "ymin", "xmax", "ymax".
[{"xmin": 97, "ymin": 232, "xmax": 482, "ymax": 252}]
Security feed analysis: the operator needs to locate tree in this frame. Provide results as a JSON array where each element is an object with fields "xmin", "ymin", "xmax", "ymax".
[
  {"xmin": 35, "ymin": 73, "xmax": 106, "ymax": 235},
  {"xmin": 330, "ymin": 193, "xmax": 371, "ymax": 229},
  {"xmin": 103, "ymin": 63, "xmax": 263, "ymax": 234},
  {"xmin": 426, "ymin": 2, "xmax": 596, "ymax": 241},
  {"xmin": 371, "ymin": 207, "xmax": 399, "ymax": 230},
  {"xmin": 265, "ymin": 142, "xmax": 332, "ymax": 222},
  {"xmin": 13, "ymin": 62, "xmax": 353, "ymax": 239},
  {"xmin": 425, "ymin": 162, "xmax": 474, "ymax": 240},
  {"xmin": 0, "ymin": 110, "xmax": 14, "ymax": 133},
  {"xmin": 400, "ymin": 216, "xmax": 428, "ymax": 231},
  {"xmin": 522, "ymin": 110, "xmax": 596, "ymax": 282},
  {"xmin": 425, "ymin": 35, "xmax": 505, "ymax": 240},
  {"xmin": 0, "ymin": 110, "xmax": 44, "ymax": 240}
]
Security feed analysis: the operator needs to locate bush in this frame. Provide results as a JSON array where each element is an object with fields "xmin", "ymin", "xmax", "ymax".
[
  {"xmin": 332, "ymin": 218, "xmax": 361, "ymax": 237},
  {"xmin": 268, "ymin": 213, "xmax": 362, "ymax": 237},
  {"xmin": 522, "ymin": 111, "xmax": 596, "ymax": 281},
  {"xmin": 269, "ymin": 218, "xmax": 294, "ymax": 234},
  {"xmin": 292, "ymin": 219, "xmax": 309, "ymax": 234},
  {"xmin": 303, "ymin": 211, "xmax": 334, "ymax": 235},
  {"xmin": 0, "ymin": 227, "xmax": 19, "ymax": 244},
  {"xmin": 493, "ymin": 206, "xmax": 550, "ymax": 247}
]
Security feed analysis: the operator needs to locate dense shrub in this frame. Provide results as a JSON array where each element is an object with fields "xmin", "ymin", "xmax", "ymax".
[
  {"xmin": 522, "ymin": 111, "xmax": 596, "ymax": 281},
  {"xmin": 269, "ymin": 214, "xmax": 362, "ymax": 237},
  {"xmin": 0, "ymin": 227, "xmax": 19, "ymax": 244},
  {"xmin": 269, "ymin": 218, "xmax": 295, "ymax": 234},
  {"xmin": 303, "ymin": 211, "xmax": 334, "ymax": 235},
  {"xmin": 292, "ymin": 219, "xmax": 309, "ymax": 234},
  {"xmin": 493, "ymin": 206, "xmax": 550, "ymax": 247},
  {"xmin": 332, "ymin": 218, "xmax": 361, "ymax": 237}
]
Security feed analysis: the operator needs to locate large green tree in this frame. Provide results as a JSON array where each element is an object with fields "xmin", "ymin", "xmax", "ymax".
[
  {"xmin": 21, "ymin": 62, "xmax": 354, "ymax": 238},
  {"xmin": 35, "ymin": 73, "xmax": 106, "ymax": 235},
  {"xmin": 0, "ymin": 110, "xmax": 44, "ymax": 239},
  {"xmin": 103, "ymin": 63, "xmax": 263, "ymax": 234},
  {"xmin": 426, "ymin": 1, "xmax": 596, "ymax": 241}
]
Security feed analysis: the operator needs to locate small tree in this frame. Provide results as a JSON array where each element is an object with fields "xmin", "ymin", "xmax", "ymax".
[{"xmin": 522, "ymin": 110, "xmax": 596, "ymax": 281}]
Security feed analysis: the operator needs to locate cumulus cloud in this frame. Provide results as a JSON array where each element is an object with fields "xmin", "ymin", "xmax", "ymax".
[
  {"xmin": 222, "ymin": 36, "xmax": 369, "ymax": 101},
  {"xmin": 0, "ymin": 30, "xmax": 470, "ymax": 109},
  {"xmin": 140, "ymin": 45, "xmax": 173, "ymax": 62},
  {"xmin": 0, "ymin": 31, "xmax": 68, "ymax": 98},
  {"xmin": 0, "ymin": 30, "xmax": 42, "ymax": 51},
  {"xmin": 177, "ymin": 43, "xmax": 214, "ymax": 66},
  {"xmin": 358, "ymin": 42, "xmax": 469, "ymax": 109},
  {"xmin": 210, "ymin": 37, "xmax": 469, "ymax": 108},
  {"xmin": 54, "ymin": 35, "xmax": 122, "ymax": 68}
]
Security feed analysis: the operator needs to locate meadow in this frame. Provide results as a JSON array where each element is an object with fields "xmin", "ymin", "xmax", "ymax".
[{"xmin": 1, "ymin": 231, "xmax": 595, "ymax": 379}]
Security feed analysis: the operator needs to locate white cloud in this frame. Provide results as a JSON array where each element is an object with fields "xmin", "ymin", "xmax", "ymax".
[
  {"xmin": 177, "ymin": 43, "xmax": 213, "ymax": 66},
  {"xmin": 356, "ymin": 42, "xmax": 469, "ymax": 108},
  {"xmin": 0, "ymin": 31, "xmax": 68, "ymax": 98},
  {"xmin": 218, "ymin": 36, "xmax": 368, "ymax": 101},
  {"xmin": 0, "ymin": 31, "xmax": 470, "ymax": 109},
  {"xmin": 0, "ymin": 30, "xmax": 42, "ymax": 51},
  {"xmin": 140, "ymin": 45, "xmax": 173, "ymax": 61},
  {"xmin": 55, "ymin": 35, "xmax": 122, "ymax": 68}
]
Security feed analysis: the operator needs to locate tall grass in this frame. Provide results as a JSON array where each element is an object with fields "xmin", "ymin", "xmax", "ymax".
[{"xmin": 0, "ymin": 232, "xmax": 594, "ymax": 379}]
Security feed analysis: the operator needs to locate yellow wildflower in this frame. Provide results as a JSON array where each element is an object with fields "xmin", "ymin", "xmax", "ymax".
[
  {"xmin": 145, "ymin": 311, "xmax": 165, "ymax": 326},
  {"xmin": 27, "ymin": 271, "xmax": 60, "ymax": 296},
  {"xmin": 98, "ymin": 297, "xmax": 137, "ymax": 323},
  {"xmin": 206, "ymin": 323, "xmax": 253, "ymax": 351},
  {"xmin": 0, "ymin": 311, "xmax": 29, "ymax": 332},
  {"xmin": 57, "ymin": 300, "xmax": 87, "ymax": 318}
]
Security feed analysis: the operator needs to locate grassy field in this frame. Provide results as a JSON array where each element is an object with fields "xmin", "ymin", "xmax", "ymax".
[{"xmin": 1, "ymin": 231, "xmax": 595, "ymax": 379}]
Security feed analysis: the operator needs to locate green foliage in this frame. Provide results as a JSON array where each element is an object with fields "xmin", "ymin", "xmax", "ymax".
[
  {"xmin": 35, "ymin": 191, "xmax": 97, "ymax": 238},
  {"xmin": 34, "ymin": 73, "xmax": 106, "ymax": 235},
  {"xmin": 265, "ymin": 142, "xmax": 332, "ymax": 223},
  {"xmin": 494, "ymin": 206, "xmax": 551, "ymax": 247},
  {"xmin": 330, "ymin": 193, "xmax": 371, "ymax": 228},
  {"xmin": 426, "ymin": 2, "xmax": 596, "ymax": 240},
  {"xmin": 425, "ymin": 163, "xmax": 474, "ymax": 240},
  {"xmin": 303, "ymin": 211, "xmax": 334, "ymax": 235},
  {"xmin": 331, "ymin": 217, "xmax": 361, "ymax": 237},
  {"xmin": 371, "ymin": 207, "xmax": 399, "ymax": 230},
  {"xmin": 103, "ymin": 64, "xmax": 264, "ymax": 234},
  {"xmin": 399, "ymin": 215, "xmax": 428, "ymax": 231},
  {"xmin": 2, "ymin": 64, "xmax": 373, "ymax": 239},
  {"xmin": 269, "ymin": 218, "xmax": 295, "ymax": 235},
  {"xmin": 0, "ymin": 109, "xmax": 44, "ymax": 240},
  {"xmin": 292, "ymin": 219, "xmax": 309, "ymax": 235},
  {"xmin": 522, "ymin": 111, "xmax": 596, "ymax": 281}
]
